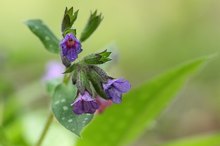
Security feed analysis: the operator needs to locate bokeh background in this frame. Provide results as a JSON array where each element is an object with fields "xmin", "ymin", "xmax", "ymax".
[{"xmin": 1, "ymin": 0, "xmax": 220, "ymax": 146}]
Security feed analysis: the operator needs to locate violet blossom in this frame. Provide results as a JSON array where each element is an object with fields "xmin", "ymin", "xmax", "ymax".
[
  {"xmin": 103, "ymin": 78, "xmax": 131, "ymax": 103},
  {"xmin": 60, "ymin": 33, "xmax": 82, "ymax": 62},
  {"xmin": 71, "ymin": 91, "xmax": 99, "ymax": 115}
]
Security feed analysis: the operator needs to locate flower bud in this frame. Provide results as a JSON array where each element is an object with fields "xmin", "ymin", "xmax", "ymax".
[{"xmin": 60, "ymin": 33, "xmax": 82, "ymax": 63}]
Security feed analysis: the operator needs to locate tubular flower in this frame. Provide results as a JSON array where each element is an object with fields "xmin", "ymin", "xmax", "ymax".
[
  {"xmin": 103, "ymin": 78, "xmax": 131, "ymax": 103},
  {"xmin": 95, "ymin": 96, "xmax": 112, "ymax": 114},
  {"xmin": 60, "ymin": 33, "xmax": 82, "ymax": 62},
  {"xmin": 71, "ymin": 91, "xmax": 99, "ymax": 115}
]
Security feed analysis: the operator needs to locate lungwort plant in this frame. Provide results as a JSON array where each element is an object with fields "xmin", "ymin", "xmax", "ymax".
[
  {"xmin": 26, "ymin": 6, "xmax": 131, "ymax": 145},
  {"xmin": 24, "ymin": 6, "xmax": 217, "ymax": 146}
]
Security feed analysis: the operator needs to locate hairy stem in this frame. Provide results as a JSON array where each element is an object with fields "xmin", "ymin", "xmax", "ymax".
[
  {"xmin": 35, "ymin": 112, "xmax": 53, "ymax": 146},
  {"xmin": 0, "ymin": 98, "xmax": 4, "ymax": 126}
]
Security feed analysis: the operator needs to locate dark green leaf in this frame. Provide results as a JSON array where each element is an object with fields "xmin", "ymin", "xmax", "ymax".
[
  {"xmin": 80, "ymin": 10, "xmax": 103, "ymax": 42},
  {"xmin": 99, "ymin": 50, "xmax": 111, "ymax": 58},
  {"xmin": 61, "ymin": 7, "xmax": 79, "ymax": 33},
  {"xmin": 76, "ymin": 57, "xmax": 208, "ymax": 146},
  {"xmin": 25, "ymin": 19, "xmax": 60, "ymax": 54},
  {"xmin": 84, "ymin": 50, "xmax": 112, "ymax": 65},
  {"xmin": 52, "ymin": 83, "xmax": 93, "ymax": 136}
]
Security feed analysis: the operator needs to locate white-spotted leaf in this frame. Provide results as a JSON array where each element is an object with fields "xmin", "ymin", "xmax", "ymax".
[
  {"xmin": 25, "ymin": 19, "xmax": 60, "ymax": 54},
  {"xmin": 52, "ymin": 83, "xmax": 93, "ymax": 136}
]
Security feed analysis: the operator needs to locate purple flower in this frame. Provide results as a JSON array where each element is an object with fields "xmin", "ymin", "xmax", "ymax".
[
  {"xmin": 71, "ymin": 91, "xmax": 99, "ymax": 115},
  {"xmin": 103, "ymin": 78, "xmax": 131, "ymax": 104},
  {"xmin": 60, "ymin": 33, "xmax": 82, "ymax": 62}
]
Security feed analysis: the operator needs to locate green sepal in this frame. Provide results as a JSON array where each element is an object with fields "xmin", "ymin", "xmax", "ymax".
[
  {"xmin": 89, "ymin": 65, "xmax": 109, "ymax": 83},
  {"xmin": 84, "ymin": 50, "xmax": 112, "ymax": 65},
  {"xmin": 72, "ymin": 68, "xmax": 78, "ymax": 85},
  {"xmin": 64, "ymin": 64, "xmax": 77, "ymax": 74},
  {"xmin": 61, "ymin": 55, "xmax": 71, "ymax": 68},
  {"xmin": 63, "ymin": 28, "xmax": 76, "ymax": 37},
  {"xmin": 76, "ymin": 70, "xmax": 86, "ymax": 94},
  {"xmin": 87, "ymin": 69, "xmax": 108, "ymax": 99},
  {"xmin": 80, "ymin": 10, "xmax": 103, "ymax": 42},
  {"xmin": 76, "ymin": 69, "xmax": 93, "ymax": 95},
  {"xmin": 61, "ymin": 7, "xmax": 79, "ymax": 34}
]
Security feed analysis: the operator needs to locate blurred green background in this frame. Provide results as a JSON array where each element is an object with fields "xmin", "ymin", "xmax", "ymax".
[{"xmin": 1, "ymin": 0, "xmax": 220, "ymax": 146}]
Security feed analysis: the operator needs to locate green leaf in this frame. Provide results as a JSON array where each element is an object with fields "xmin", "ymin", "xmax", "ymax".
[
  {"xmin": 45, "ymin": 78, "xmax": 62, "ymax": 96},
  {"xmin": 61, "ymin": 7, "xmax": 79, "ymax": 33},
  {"xmin": 76, "ymin": 57, "xmax": 208, "ymax": 146},
  {"xmin": 80, "ymin": 10, "xmax": 103, "ymax": 42},
  {"xmin": 84, "ymin": 50, "xmax": 112, "ymax": 65},
  {"xmin": 25, "ymin": 19, "xmax": 60, "ymax": 54},
  {"xmin": 158, "ymin": 133, "xmax": 220, "ymax": 146},
  {"xmin": 51, "ymin": 83, "xmax": 93, "ymax": 136}
]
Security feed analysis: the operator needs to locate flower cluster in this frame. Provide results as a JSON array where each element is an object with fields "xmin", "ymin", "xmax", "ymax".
[
  {"xmin": 60, "ymin": 33, "xmax": 131, "ymax": 115},
  {"xmin": 59, "ymin": 7, "xmax": 131, "ymax": 115}
]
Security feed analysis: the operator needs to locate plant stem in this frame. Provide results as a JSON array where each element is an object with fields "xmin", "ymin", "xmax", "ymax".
[
  {"xmin": 63, "ymin": 73, "xmax": 71, "ymax": 85},
  {"xmin": 35, "ymin": 112, "xmax": 53, "ymax": 146},
  {"xmin": 0, "ymin": 98, "xmax": 4, "ymax": 126}
]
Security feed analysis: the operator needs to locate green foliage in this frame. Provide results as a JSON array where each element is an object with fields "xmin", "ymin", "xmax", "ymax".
[
  {"xmin": 64, "ymin": 64, "xmax": 77, "ymax": 74},
  {"xmin": 61, "ymin": 7, "xmax": 79, "ymax": 35},
  {"xmin": 0, "ymin": 94, "xmax": 29, "ymax": 146},
  {"xmin": 76, "ymin": 57, "xmax": 207, "ymax": 146},
  {"xmin": 51, "ymin": 83, "xmax": 93, "ymax": 136},
  {"xmin": 84, "ymin": 50, "xmax": 111, "ymax": 65},
  {"xmin": 80, "ymin": 10, "xmax": 103, "ymax": 42},
  {"xmin": 25, "ymin": 19, "xmax": 60, "ymax": 54},
  {"xmin": 46, "ymin": 78, "xmax": 62, "ymax": 96},
  {"xmin": 87, "ymin": 68, "xmax": 108, "ymax": 99},
  {"xmin": 63, "ymin": 29, "xmax": 76, "ymax": 36},
  {"xmin": 158, "ymin": 133, "xmax": 220, "ymax": 146}
]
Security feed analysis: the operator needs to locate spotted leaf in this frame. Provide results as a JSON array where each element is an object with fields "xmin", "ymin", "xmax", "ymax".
[
  {"xmin": 52, "ymin": 83, "xmax": 93, "ymax": 136},
  {"xmin": 25, "ymin": 19, "xmax": 60, "ymax": 54}
]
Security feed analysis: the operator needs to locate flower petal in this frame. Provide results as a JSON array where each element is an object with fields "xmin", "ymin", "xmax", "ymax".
[
  {"xmin": 72, "ymin": 91, "xmax": 99, "ymax": 115},
  {"xmin": 113, "ymin": 78, "xmax": 131, "ymax": 93},
  {"xmin": 66, "ymin": 49, "xmax": 77, "ymax": 62},
  {"xmin": 106, "ymin": 87, "xmax": 122, "ymax": 104}
]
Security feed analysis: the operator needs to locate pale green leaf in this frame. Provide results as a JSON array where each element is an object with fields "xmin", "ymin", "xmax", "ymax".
[
  {"xmin": 76, "ymin": 57, "xmax": 208, "ymax": 146},
  {"xmin": 158, "ymin": 133, "xmax": 220, "ymax": 146},
  {"xmin": 52, "ymin": 83, "xmax": 93, "ymax": 136}
]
